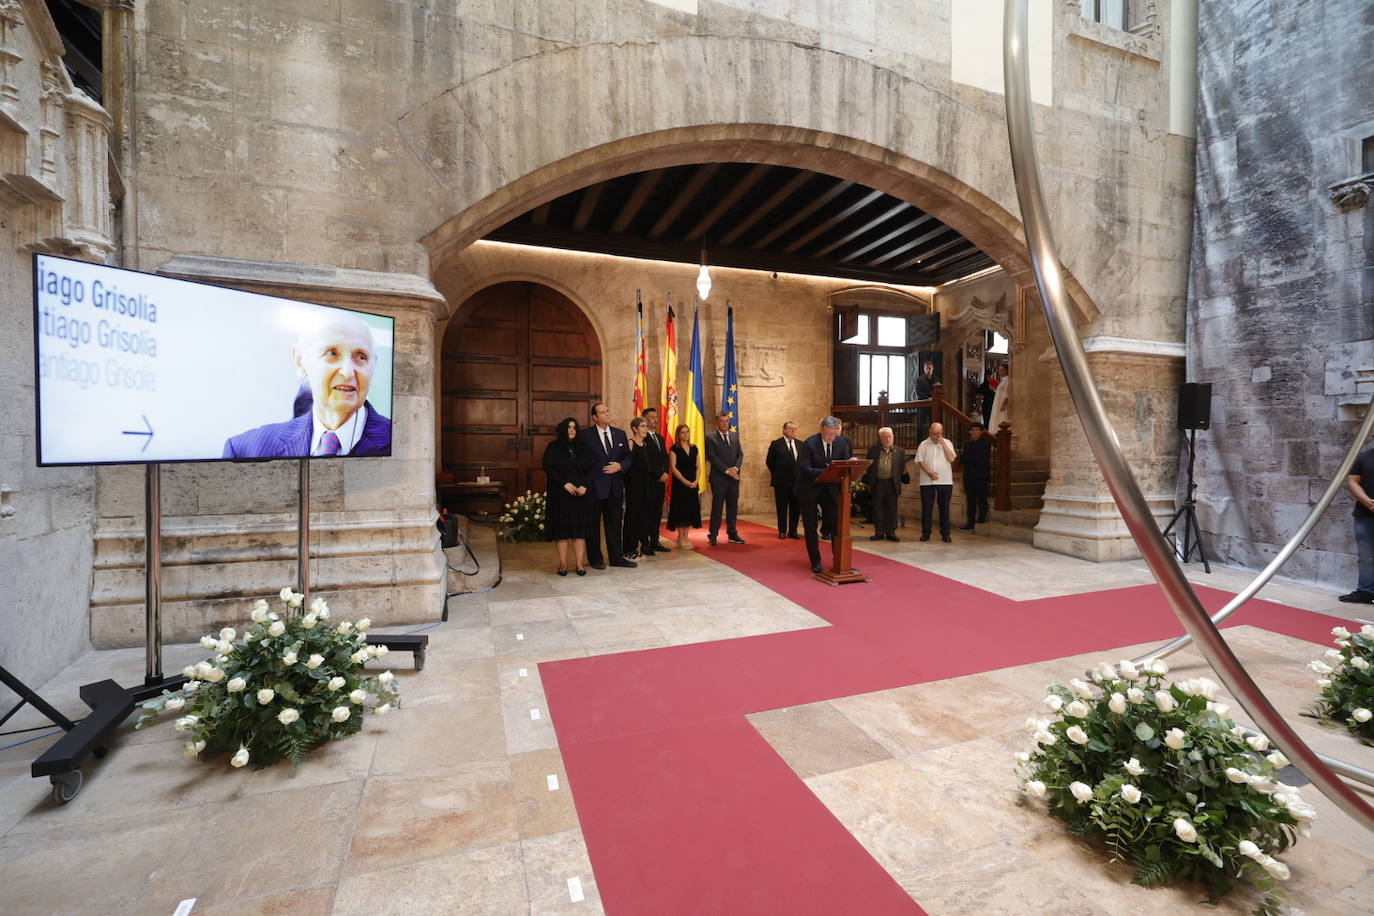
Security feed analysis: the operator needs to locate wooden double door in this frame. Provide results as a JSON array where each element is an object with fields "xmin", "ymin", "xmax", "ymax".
[{"xmin": 441, "ymin": 282, "xmax": 602, "ymax": 497}]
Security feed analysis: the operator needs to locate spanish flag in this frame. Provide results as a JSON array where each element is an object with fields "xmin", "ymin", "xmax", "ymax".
[
  {"xmin": 632, "ymin": 292, "xmax": 649, "ymax": 418},
  {"xmin": 686, "ymin": 305, "xmax": 708, "ymax": 492},
  {"xmin": 660, "ymin": 300, "xmax": 678, "ymax": 444}
]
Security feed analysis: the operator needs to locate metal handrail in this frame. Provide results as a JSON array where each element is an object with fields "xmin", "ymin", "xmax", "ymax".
[
  {"xmin": 1136, "ymin": 398, "xmax": 1374, "ymax": 664},
  {"xmin": 1004, "ymin": 0, "xmax": 1373, "ymax": 832}
]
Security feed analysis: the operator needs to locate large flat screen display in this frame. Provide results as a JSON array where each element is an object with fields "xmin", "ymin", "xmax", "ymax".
[{"xmin": 33, "ymin": 253, "xmax": 395, "ymax": 466}]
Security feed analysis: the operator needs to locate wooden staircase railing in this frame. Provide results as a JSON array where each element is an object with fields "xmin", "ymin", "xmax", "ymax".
[{"xmin": 830, "ymin": 386, "xmax": 1013, "ymax": 511}]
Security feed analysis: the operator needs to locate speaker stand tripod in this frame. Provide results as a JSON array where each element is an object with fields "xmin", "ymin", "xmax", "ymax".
[{"xmin": 1161, "ymin": 428, "xmax": 1211, "ymax": 573}]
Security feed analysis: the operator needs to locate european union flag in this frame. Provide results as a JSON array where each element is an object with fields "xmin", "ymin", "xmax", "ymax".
[{"xmin": 720, "ymin": 305, "xmax": 739, "ymax": 434}]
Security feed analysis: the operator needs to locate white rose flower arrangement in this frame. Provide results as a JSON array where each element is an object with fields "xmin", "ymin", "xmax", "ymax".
[
  {"xmin": 498, "ymin": 491, "xmax": 547, "ymax": 542},
  {"xmin": 137, "ymin": 589, "xmax": 401, "ymax": 768},
  {"xmin": 1307, "ymin": 624, "xmax": 1374, "ymax": 745},
  {"xmin": 1016, "ymin": 657, "xmax": 1311, "ymax": 910}
]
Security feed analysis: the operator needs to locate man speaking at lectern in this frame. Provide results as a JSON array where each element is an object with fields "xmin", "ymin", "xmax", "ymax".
[
  {"xmin": 223, "ymin": 312, "xmax": 392, "ymax": 459},
  {"xmin": 795, "ymin": 416, "xmax": 851, "ymax": 573}
]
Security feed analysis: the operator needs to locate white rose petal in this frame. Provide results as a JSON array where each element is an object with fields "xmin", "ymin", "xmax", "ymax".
[
  {"xmin": 1324, "ymin": 647, "xmax": 1344, "ymax": 662},
  {"xmin": 182, "ymin": 739, "xmax": 207, "ymax": 758},
  {"xmin": 277, "ymin": 708, "xmax": 300, "ymax": 725},
  {"xmin": 267, "ymin": 620, "xmax": 286, "ymax": 638},
  {"xmin": 165, "ymin": 697, "xmax": 186, "ymax": 712},
  {"xmin": 327, "ymin": 676, "xmax": 346, "ymax": 691},
  {"xmin": 226, "ymin": 676, "xmax": 246, "ymax": 693},
  {"xmin": 1069, "ymin": 781, "xmax": 1094, "ymax": 803},
  {"xmin": 1173, "ymin": 818, "xmax": 1198, "ymax": 843},
  {"xmin": 1230, "ymin": 725, "xmax": 1247, "ymax": 738},
  {"xmin": 257, "ymin": 688, "xmax": 275, "ymax": 705},
  {"xmin": 1069, "ymin": 678, "xmax": 1096, "ymax": 699},
  {"xmin": 1237, "ymin": 839, "xmax": 1261, "ymax": 858},
  {"xmin": 1353, "ymin": 708, "xmax": 1373, "ymax": 723},
  {"xmin": 1108, "ymin": 693, "xmax": 1127, "ymax": 715},
  {"xmin": 356, "ymin": 617, "xmax": 371, "ymax": 630},
  {"xmin": 301, "ymin": 614, "xmax": 318, "ymax": 630},
  {"xmin": 350, "ymin": 650, "xmax": 369, "ymax": 665},
  {"xmin": 1362, "ymin": 624, "xmax": 1374, "ymax": 638},
  {"xmin": 1095, "ymin": 662, "xmax": 1118, "ymax": 682},
  {"xmin": 1145, "ymin": 658, "xmax": 1169, "ymax": 676},
  {"xmin": 349, "ymin": 689, "xmax": 366, "ymax": 704},
  {"xmin": 1316, "ymin": 678, "xmax": 1332, "ymax": 688},
  {"xmin": 287, "ymin": 593, "xmax": 304, "ymax": 609},
  {"xmin": 231, "ymin": 746, "xmax": 250, "ymax": 768},
  {"xmin": 1034, "ymin": 729, "xmax": 1057, "ymax": 746},
  {"xmin": 374, "ymin": 645, "xmax": 389, "ymax": 658},
  {"xmin": 1120, "ymin": 784, "xmax": 1142, "ymax": 804},
  {"xmin": 1207, "ymin": 701, "xmax": 1231, "ymax": 718},
  {"xmin": 1124, "ymin": 757, "xmax": 1145, "ymax": 777},
  {"xmin": 1066, "ymin": 725, "xmax": 1090, "ymax": 745},
  {"xmin": 1332, "ymin": 626, "xmax": 1351, "ymax": 639},
  {"xmin": 1225, "ymin": 767, "xmax": 1250, "ymax": 784},
  {"xmin": 337, "ymin": 622, "xmax": 353, "ymax": 636},
  {"xmin": 1025, "ymin": 780, "xmax": 1047, "ymax": 798},
  {"xmin": 1308, "ymin": 660, "xmax": 1333, "ymax": 675},
  {"xmin": 1014, "ymin": 751, "xmax": 1031, "ymax": 763},
  {"xmin": 1117, "ymin": 660, "xmax": 1140, "ymax": 681},
  {"xmin": 310, "ymin": 596, "xmax": 328, "ymax": 615},
  {"xmin": 378, "ymin": 671, "xmax": 394, "ymax": 685},
  {"xmin": 184, "ymin": 680, "xmax": 200, "ymax": 693},
  {"xmin": 1266, "ymin": 751, "xmax": 1290, "ymax": 768},
  {"xmin": 332, "ymin": 706, "xmax": 351, "ymax": 722},
  {"xmin": 1352, "ymin": 657, "xmax": 1371, "ymax": 671},
  {"xmin": 283, "ymin": 650, "xmax": 298, "ymax": 666},
  {"xmin": 174, "ymin": 715, "xmax": 198, "ymax": 731},
  {"xmin": 181, "ymin": 665, "xmax": 198, "ymax": 678},
  {"xmin": 1043, "ymin": 695, "xmax": 1063, "ymax": 712},
  {"xmin": 305, "ymin": 654, "xmax": 324, "ymax": 670},
  {"xmin": 219, "ymin": 627, "xmax": 237, "ymax": 642},
  {"xmin": 199, "ymin": 636, "xmax": 218, "ymax": 650},
  {"xmin": 1065, "ymin": 700, "xmax": 1091, "ymax": 719},
  {"xmin": 1155, "ymin": 692, "xmax": 1176, "ymax": 713},
  {"xmin": 204, "ymin": 667, "xmax": 224, "ymax": 683},
  {"xmin": 373, "ymin": 703, "xmax": 391, "ymax": 716},
  {"xmin": 1261, "ymin": 857, "xmax": 1290, "ymax": 881},
  {"xmin": 1246, "ymin": 735, "xmax": 1270, "ymax": 752},
  {"xmin": 1164, "ymin": 728, "xmax": 1187, "ymax": 750},
  {"xmin": 1126, "ymin": 687, "xmax": 1145, "ymax": 704}
]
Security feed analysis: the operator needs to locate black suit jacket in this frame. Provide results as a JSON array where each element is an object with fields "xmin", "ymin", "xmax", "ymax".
[
  {"xmin": 916, "ymin": 373, "xmax": 937, "ymax": 400},
  {"xmin": 765, "ymin": 436, "xmax": 801, "ymax": 489},
  {"xmin": 794, "ymin": 433, "xmax": 852, "ymax": 500},
  {"xmin": 861, "ymin": 445, "xmax": 910, "ymax": 494},
  {"xmin": 959, "ymin": 435, "xmax": 993, "ymax": 481},
  {"xmin": 577, "ymin": 425, "xmax": 632, "ymax": 500},
  {"xmin": 641, "ymin": 430, "xmax": 670, "ymax": 480},
  {"xmin": 705, "ymin": 429, "xmax": 743, "ymax": 486}
]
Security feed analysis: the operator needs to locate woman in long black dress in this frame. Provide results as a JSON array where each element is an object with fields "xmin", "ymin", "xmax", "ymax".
[
  {"xmin": 666, "ymin": 423, "xmax": 702, "ymax": 550},
  {"xmin": 543, "ymin": 417, "xmax": 594, "ymax": 576},
  {"xmin": 621, "ymin": 417, "xmax": 652, "ymax": 560}
]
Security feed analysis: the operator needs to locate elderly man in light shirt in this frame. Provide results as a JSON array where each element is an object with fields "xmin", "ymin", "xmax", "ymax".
[{"xmin": 915, "ymin": 422, "xmax": 957, "ymax": 542}]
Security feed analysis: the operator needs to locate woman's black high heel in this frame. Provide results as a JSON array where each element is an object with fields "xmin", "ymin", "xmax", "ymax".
[
  {"xmin": 576, "ymin": 567, "xmax": 587, "ymax": 576},
  {"xmin": 557, "ymin": 568, "xmax": 568, "ymax": 577}
]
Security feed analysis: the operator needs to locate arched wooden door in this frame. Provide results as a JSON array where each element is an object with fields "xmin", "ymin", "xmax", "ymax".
[{"xmin": 441, "ymin": 282, "xmax": 602, "ymax": 498}]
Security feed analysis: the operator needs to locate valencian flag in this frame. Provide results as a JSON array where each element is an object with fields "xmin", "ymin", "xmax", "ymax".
[
  {"xmin": 720, "ymin": 303, "xmax": 739, "ymax": 435},
  {"xmin": 632, "ymin": 291, "xmax": 649, "ymax": 418},
  {"xmin": 685, "ymin": 305, "xmax": 708, "ymax": 492}
]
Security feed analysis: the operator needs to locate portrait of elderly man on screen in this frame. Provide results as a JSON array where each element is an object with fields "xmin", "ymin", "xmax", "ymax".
[{"xmin": 222, "ymin": 312, "xmax": 391, "ymax": 459}]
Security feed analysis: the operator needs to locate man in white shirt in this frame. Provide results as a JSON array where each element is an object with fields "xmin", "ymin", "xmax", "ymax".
[{"xmin": 915, "ymin": 422, "xmax": 957, "ymax": 542}]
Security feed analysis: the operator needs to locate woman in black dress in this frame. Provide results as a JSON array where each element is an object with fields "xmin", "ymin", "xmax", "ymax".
[
  {"xmin": 666, "ymin": 423, "xmax": 702, "ymax": 550},
  {"xmin": 621, "ymin": 417, "xmax": 652, "ymax": 560},
  {"xmin": 543, "ymin": 417, "xmax": 594, "ymax": 576}
]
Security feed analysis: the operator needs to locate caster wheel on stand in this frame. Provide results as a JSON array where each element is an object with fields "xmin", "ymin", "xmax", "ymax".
[{"xmin": 50, "ymin": 770, "xmax": 83, "ymax": 805}]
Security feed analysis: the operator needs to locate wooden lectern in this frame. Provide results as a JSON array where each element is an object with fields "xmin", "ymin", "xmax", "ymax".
[{"xmin": 814, "ymin": 458, "xmax": 872, "ymax": 586}]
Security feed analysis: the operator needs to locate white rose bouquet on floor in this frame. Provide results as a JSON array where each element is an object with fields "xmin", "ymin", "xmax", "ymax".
[
  {"xmin": 1016, "ymin": 658, "xmax": 1311, "ymax": 911},
  {"xmin": 1307, "ymin": 624, "xmax": 1374, "ymax": 745},
  {"xmin": 136, "ymin": 590, "xmax": 401, "ymax": 769},
  {"xmin": 498, "ymin": 490, "xmax": 546, "ymax": 542}
]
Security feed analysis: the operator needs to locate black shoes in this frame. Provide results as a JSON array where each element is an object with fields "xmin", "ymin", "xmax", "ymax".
[
  {"xmin": 959, "ymin": 524, "xmax": 975, "ymax": 531},
  {"xmin": 557, "ymin": 568, "xmax": 568, "ymax": 576},
  {"xmin": 708, "ymin": 536, "xmax": 717, "ymax": 546},
  {"xmin": 576, "ymin": 568, "xmax": 587, "ymax": 576},
  {"xmin": 811, "ymin": 563, "xmax": 823, "ymax": 574},
  {"xmin": 942, "ymin": 535, "xmax": 952, "ymax": 543},
  {"xmin": 886, "ymin": 534, "xmax": 900, "ymax": 543},
  {"xmin": 919, "ymin": 534, "xmax": 930, "ymax": 542},
  {"xmin": 788, "ymin": 532, "xmax": 801, "ymax": 539},
  {"xmin": 820, "ymin": 533, "xmax": 832, "ymax": 542},
  {"xmin": 1338, "ymin": 590, "xmax": 1374, "ymax": 604},
  {"xmin": 778, "ymin": 532, "xmax": 787, "ymax": 540},
  {"xmin": 590, "ymin": 562, "xmax": 607, "ymax": 570},
  {"xmin": 870, "ymin": 534, "xmax": 883, "ymax": 541},
  {"xmin": 610, "ymin": 558, "xmax": 638, "ymax": 568},
  {"xmin": 728, "ymin": 534, "xmax": 745, "ymax": 544}
]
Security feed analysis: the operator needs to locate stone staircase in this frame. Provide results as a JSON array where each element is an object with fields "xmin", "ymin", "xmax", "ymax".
[{"xmin": 947, "ymin": 457, "xmax": 1050, "ymax": 542}]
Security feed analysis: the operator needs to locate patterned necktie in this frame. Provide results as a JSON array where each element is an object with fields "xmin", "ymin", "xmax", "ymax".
[
  {"xmin": 603, "ymin": 429, "xmax": 612, "ymax": 455},
  {"xmin": 315, "ymin": 431, "xmax": 341, "ymax": 457}
]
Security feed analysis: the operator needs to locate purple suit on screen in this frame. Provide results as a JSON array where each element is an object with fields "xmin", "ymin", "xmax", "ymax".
[{"xmin": 222, "ymin": 402, "xmax": 392, "ymax": 459}]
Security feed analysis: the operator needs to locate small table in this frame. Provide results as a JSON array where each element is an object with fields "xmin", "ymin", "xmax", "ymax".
[{"xmin": 437, "ymin": 482, "xmax": 506, "ymax": 518}]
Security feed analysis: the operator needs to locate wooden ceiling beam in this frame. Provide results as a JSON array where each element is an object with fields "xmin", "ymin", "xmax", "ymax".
[
  {"xmin": 610, "ymin": 168, "xmax": 664, "ymax": 234},
  {"xmin": 531, "ymin": 202, "xmax": 551, "ymax": 228},
  {"xmin": 836, "ymin": 213, "xmax": 937, "ymax": 263},
  {"xmin": 683, "ymin": 164, "xmax": 771, "ymax": 242},
  {"xmin": 809, "ymin": 201, "xmax": 912, "ymax": 258},
  {"xmin": 923, "ymin": 243, "xmax": 984, "ymax": 272},
  {"xmin": 647, "ymin": 163, "xmax": 722, "ymax": 239},
  {"xmin": 750, "ymin": 178, "xmax": 855, "ymax": 249},
  {"xmin": 780, "ymin": 189, "xmax": 885, "ymax": 253},
  {"xmin": 571, "ymin": 183, "xmax": 605, "ymax": 232},
  {"xmin": 894, "ymin": 235, "xmax": 972, "ymax": 271},
  {"xmin": 864, "ymin": 225, "xmax": 951, "ymax": 267},
  {"xmin": 717, "ymin": 170, "xmax": 814, "ymax": 246}
]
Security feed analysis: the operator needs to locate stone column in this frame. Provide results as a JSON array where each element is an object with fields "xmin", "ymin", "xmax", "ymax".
[
  {"xmin": 89, "ymin": 256, "xmax": 449, "ymax": 648},
  {"xmin": 1033, "ymin": 338, "xmax": 1185, "ymax": 561}
]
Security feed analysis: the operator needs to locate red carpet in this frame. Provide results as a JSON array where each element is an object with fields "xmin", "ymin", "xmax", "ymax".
[{"xmin": 540, "ymin": 519, "xmax": 1357, "ymax": 914}]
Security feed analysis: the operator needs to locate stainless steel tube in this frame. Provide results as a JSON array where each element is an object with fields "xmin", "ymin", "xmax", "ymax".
[
  {"xmin": 144, "ymin": 462, "xmax": 162, "ymax": 682},
  {"xmin": 298, "ymin": 457, "xmax": 310, "ymax": 608},
  {"xmin": 1004, "ymin": 0, "xmax": 1373, "ymax": 832},
  {"xmin": 1136, "ymin": 401, "xmax": 1374, "ymax": 663}
]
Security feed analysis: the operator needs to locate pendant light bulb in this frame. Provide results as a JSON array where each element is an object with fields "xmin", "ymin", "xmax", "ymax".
[{"xmin": 696, "ymin": 263, "xmax": 712, "ymax": 301}]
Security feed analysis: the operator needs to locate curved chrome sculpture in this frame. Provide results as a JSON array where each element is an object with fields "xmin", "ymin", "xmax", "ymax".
[{"xmin": 1002, "ymin": 0, "xmax": 1374, "ymax": 831}]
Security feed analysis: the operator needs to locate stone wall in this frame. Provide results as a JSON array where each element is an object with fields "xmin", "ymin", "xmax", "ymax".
[
  {"xmin": 1188, "ymin": 1, "xmax": 1374, "ymax": 586},
  {"xmin": 435, "ymin": 241, "xmax": 932, "ymax": 515},
  {"xmin": 0, "ymin": 0, "xmax": 113, "ymax": 688}
]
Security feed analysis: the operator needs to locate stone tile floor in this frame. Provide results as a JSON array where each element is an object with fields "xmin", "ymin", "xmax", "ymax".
[{"xmin": 1, "ymin": 516, "xmax": 1370, "ymax": 914}]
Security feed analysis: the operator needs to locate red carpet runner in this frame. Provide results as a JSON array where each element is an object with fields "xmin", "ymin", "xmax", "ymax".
[{"xmin": 539, "ymin": 520, "xmax": 1356, "ymax": 914}]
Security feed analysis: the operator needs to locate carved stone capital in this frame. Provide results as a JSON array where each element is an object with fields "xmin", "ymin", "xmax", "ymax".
[{"xmin": 1328, "ymin": 173, "xmax": 1372, "ymax": 212}]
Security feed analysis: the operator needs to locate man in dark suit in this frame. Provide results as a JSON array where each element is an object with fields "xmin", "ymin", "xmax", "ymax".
[
  {"xmin": 958, "ymin": 422, "xmax": 993, "ymax": 530},
  {"xmin": 577, "ymin": 402, "xmax": 636, "ymax": 569},
  {"xmin": 223, "ymin": 312, "xmax": 391, "ymax": 458},
  {"xmin": 639, "ymin": 407, "xmax": 670, "ymax": 554},
  {"xmin": 765, "ymin": 421, "xmax": 802, "ymax": 539},
  {"xmin": 862, "ymin": 426, "xmax": 910, "ymax": 542},
  {"xmin": 915, "ymin": 360, "xmax": 938, "ymax": 440},
  {"xmin": 705, "ymin": 412, "xmax": 745, "ymax": 545},
  {"xmin": 795, "ymin": 416, "xmax": 852, "ymax": 573}
]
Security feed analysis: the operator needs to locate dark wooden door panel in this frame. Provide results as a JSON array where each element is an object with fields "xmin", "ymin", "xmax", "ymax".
[{"xmin": 441, "ymin": 282, "xmax": 602, "ymax": 497}]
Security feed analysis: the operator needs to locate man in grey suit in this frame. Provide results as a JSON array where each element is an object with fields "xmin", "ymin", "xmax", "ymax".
[{"xmin": 706, "ymin": 411, "xmax": 745, "ymax": 545}]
